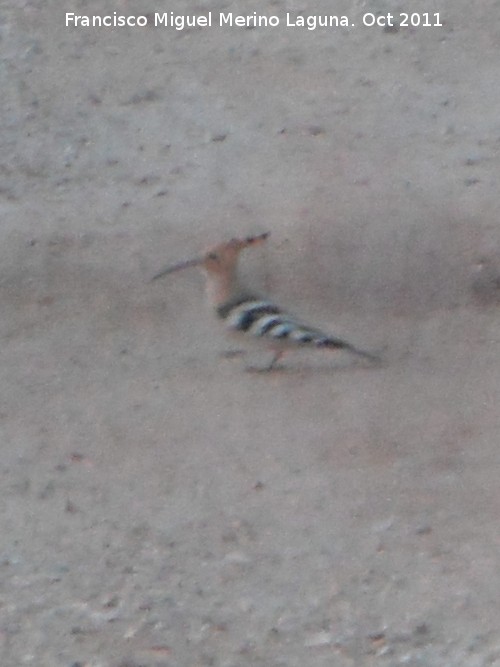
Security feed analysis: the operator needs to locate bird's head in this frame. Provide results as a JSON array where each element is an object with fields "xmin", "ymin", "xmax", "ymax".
[{"xmin": 151, "ymin": 232, "xmax": 270, "ymax": 281}]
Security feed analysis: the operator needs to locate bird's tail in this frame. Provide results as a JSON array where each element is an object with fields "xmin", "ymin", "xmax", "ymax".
[{"xmin": 319, "ymin": 337, "xmax": 381, "ymax": 363}]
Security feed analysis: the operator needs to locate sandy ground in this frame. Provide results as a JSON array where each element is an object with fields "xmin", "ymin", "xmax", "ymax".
[{"xmin": 1, "ymin": 1, "xmax": 500, "ymax": 665}]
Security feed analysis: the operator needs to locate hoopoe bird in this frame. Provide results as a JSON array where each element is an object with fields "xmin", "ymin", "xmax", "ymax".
[{"xmin": 152, "ymin": 232, "xmax": 379, "ymax": 371}]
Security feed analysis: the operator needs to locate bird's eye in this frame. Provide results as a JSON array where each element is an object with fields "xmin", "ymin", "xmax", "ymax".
[{"xmin": 207, "ymin": 252, "xmax": 218, "ymax": 261}]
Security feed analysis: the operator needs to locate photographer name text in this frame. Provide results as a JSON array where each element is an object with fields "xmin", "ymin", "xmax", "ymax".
[{"xmin": 65, "ymin": 11, "xmax": 443, "ymax": 31}]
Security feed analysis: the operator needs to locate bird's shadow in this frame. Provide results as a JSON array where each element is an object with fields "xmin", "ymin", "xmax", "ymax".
[{"xmin": 219, "ymin": 348, "xmax": 388, "ymax": 374}]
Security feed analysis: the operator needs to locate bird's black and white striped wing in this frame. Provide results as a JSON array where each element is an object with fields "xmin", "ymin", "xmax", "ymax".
[{"xmin": 217, "ymin": 296, "xmax": 363, "ymax": 353}]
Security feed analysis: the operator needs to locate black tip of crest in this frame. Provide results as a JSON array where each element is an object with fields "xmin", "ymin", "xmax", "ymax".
[{"xmin": 247, "ymin": 231, "xmax": 270, "ymax": 244}]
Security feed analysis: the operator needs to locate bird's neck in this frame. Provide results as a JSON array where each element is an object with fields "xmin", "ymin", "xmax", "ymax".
[{"xmin": 205, "ymin": 269, "xmax": 243, "ymax": 309}]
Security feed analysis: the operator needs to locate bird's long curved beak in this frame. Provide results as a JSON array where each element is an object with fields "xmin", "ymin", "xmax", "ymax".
[{"xmin": 151, "ymin": 256, "xmax": 202, "ymax": 281}]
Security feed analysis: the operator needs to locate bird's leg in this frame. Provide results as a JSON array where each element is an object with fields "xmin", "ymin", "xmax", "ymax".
[{"xmin": 267, "ymin": 350, "xmax": 284, "ymax": 371}]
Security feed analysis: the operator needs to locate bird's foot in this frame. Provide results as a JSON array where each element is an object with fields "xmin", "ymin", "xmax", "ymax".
[
  {"xmin": 244, "ymin": 363, "xmax": 285, "ymax": 373},
  {"xmin": 245, "ymin": 351, "xmax": 285, "ymax": 373}
]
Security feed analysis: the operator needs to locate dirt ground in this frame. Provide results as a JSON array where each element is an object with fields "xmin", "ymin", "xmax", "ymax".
[{"xmin": 2, "ymin": 1, "xmax": 500, "ymax": 665}]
